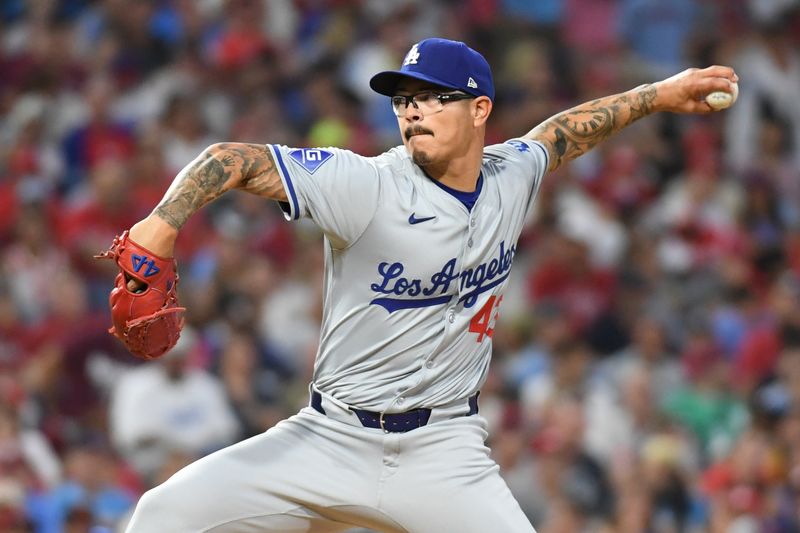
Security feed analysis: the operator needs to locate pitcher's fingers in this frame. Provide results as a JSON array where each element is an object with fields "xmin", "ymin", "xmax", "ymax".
[
  {"xmin": 126, "ymin": 276, "xmax": 147, "ymax": 293},
  {"xmin": 701, "ymin": 65, "xmax": 738, "ymax": 82},
  {"xmin": 694, "ymin": 77, "xmax": 736, "ymax": 98},
  {"xmin": 681, "ymin": 99, "xmax": 718, "ymax": 114}
]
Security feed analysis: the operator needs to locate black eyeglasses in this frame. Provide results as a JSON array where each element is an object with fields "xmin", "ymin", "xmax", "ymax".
[{"xmin": 390, "ymin": 90, "xmax": 475, "ymax": 116}]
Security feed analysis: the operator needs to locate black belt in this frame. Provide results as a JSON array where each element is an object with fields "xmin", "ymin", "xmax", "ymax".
[{"xmin": 310, "ymin": 390, "xmax": 479, "ymax": 433}]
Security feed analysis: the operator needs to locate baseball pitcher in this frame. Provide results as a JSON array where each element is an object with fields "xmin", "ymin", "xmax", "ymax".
[{"xmin": 100, "ymin": 38, "xmax": 738, "ymax": 532}]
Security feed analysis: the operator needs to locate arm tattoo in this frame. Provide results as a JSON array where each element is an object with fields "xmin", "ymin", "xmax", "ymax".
[
  {"xmin": 154, "ymin": 143, "xmax": 286, "ymax": 230},
  {"xmin": 526, "ymin": 84, "xmax": 657, "ymax": 172}
]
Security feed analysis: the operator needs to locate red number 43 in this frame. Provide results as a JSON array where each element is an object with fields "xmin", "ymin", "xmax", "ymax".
[{"xmin": 469, "ymin": 295, "xmax": 503, "ymax": 342}]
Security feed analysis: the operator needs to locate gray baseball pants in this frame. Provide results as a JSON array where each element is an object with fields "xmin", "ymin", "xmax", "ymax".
[{"xmin": 125, "ymin": 391, "xmax": 536, "ymax": 532}]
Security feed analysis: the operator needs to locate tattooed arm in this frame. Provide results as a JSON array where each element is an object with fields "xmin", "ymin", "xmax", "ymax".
[
  {"xmin": 127, "ymin": 143, "xmax": 284, "ymax": 259},
  {"xmin": 526, "ymin": 66, "xmax": 738, "ymax": 172}
]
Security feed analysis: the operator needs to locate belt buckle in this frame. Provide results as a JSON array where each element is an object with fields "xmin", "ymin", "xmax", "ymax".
[{"xmin": 379, "ymin": 411, "xmax": 388, "ymax": 433}]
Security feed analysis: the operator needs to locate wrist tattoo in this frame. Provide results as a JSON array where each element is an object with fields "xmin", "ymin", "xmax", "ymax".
[{"xmin": 155, "ymin": 152, "xmax": 230, "ymax": 230}]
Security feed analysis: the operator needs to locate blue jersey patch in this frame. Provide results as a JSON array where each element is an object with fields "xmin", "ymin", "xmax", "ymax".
[
  {"xmin": 289, "ymin": 148, "xmax": 334, "ymax": 174},
  {"xmin": 505, "ymin": 139, "xmax": 530, "ymax": 153}
]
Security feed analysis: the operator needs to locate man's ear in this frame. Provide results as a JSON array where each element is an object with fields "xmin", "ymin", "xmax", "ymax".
[{"xmin": 473, "ymin": 97, "xmax": 492, "ymax": 125}]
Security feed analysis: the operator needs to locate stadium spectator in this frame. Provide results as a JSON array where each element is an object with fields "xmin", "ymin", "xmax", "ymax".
[{"xmin": 109, "ymin": 328, "xmax": 240, "ymax": 482}]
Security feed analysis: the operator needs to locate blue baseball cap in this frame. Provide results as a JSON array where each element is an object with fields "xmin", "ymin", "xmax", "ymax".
[{"xmin": 370, "ymin": 38, "xmax": 495, "ymax": 101}]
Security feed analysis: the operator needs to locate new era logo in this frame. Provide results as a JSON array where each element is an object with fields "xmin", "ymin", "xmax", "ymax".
[
  {"xmin": 289, "ymin": 148, "xmax": 334, "ymax": 174},
  {"xmin": 467, "ymin": 77, "xmax": 478, "ymax": 89}
]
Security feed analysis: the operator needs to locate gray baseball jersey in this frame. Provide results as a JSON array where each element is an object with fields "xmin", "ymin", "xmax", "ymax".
[
  {"xmin": 267, "ymin": 139, "xmax": 548, "ymax": 411},
  {"xmin": 125, "ymin": 140, "xmax": 548, "ymax": 533}
]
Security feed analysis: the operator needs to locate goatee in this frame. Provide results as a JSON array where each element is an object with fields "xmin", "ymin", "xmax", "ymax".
[{"xmin": 412, "ymin": 150, "xmax": 431, "ymax": 166}]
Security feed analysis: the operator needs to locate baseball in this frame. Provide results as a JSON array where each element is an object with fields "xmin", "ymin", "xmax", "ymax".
[{"xmin": 705, "ymin": 82, "xmax": 738, "ymax": 110}]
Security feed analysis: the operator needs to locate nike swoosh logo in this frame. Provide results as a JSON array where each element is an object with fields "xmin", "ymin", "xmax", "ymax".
[{"xmin": 408, "ymin": 213, "xmax": 436, "ymax": 225}]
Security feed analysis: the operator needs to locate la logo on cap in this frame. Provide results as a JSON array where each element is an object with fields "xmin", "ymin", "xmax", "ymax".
[{"xmin": 403, "ymin": 43, "xmax": 420, "ymax": 65}]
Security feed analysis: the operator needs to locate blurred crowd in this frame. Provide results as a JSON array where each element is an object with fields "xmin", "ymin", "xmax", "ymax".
[{"xmin": 1, "ymin": 0, "xmax": 800, "ymax": 531}]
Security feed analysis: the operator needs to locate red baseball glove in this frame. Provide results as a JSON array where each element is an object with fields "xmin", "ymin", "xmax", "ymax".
[{"xmin": 96, "ymin": 231, "xmax": 185, "ymax": 360}]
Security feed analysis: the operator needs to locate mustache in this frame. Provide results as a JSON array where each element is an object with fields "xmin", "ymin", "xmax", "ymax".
[{"xmin": 404, "ymin": 126, "xmax": 433, "ymax": 141}]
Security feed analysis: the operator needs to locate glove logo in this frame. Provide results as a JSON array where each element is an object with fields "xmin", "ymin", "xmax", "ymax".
[{"xmin": 131, "ymin": 254, "xmax": 160, "ymax": 277}]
